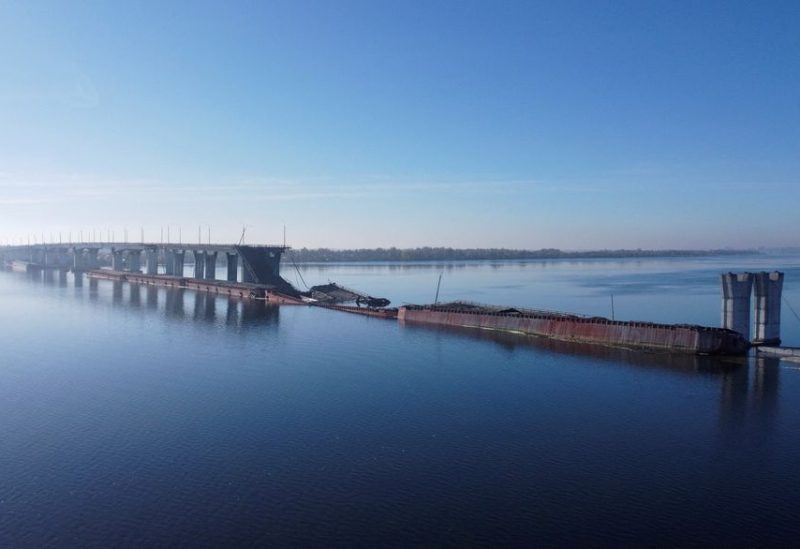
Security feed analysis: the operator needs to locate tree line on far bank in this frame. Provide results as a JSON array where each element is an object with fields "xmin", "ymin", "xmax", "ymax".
[{"xmin": 285, "ymin": 247, "xmax": 755, "ymax": 263}]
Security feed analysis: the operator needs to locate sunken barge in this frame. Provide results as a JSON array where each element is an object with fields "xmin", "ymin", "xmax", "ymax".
[
  {"xmin": 398, "ymin": 302, "xmax": 750, "ymax": 355},
  {"xmin": 5, "ymin": 241, "xmax": 771, "ymax": 357}
]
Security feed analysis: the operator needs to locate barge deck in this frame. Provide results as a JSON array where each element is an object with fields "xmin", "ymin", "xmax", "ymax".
[{"xmin": 398, "ymin": 302, "xmax": 750, "ymax": 355}]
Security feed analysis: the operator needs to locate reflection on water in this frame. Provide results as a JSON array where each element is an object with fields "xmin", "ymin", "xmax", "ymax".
[
  {"xmin": 401, "ymin": 320, "xmax": 740, "ymax": 373},
  {"xmin": 402, "ymin": 320, "xmax": 780, "ymax": 433},
  {"xmin": 3, "ymin": 262, "xmax": 800, "ymax": 546},
  {"xmin": 146, "ymin": 286, "xmax": 157, "ymax": 308},
  {"xmin": 27, "ymin": 269, "xmax": 280, "ymax": 330},
  {"xmin": 719, "ymin": 355, "xmax": 782, "ymax": 436}
]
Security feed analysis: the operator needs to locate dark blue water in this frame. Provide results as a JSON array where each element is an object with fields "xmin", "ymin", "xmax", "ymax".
[{"xmin": 2, "ymin": 255, "xmax": 800, "ymax": 546}]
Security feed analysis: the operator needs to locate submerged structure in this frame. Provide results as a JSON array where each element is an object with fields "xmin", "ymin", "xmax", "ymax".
[
  {"xmin": 398, "ymin": 302, "xmax": 750, "ymax": 355},
  {"xmin": 2, "ymin": 241, "xmax": 785, "ymax": 357},
  {"xmin": 307, "ymin": 282, "xmax": 391, "ymax": 308}
]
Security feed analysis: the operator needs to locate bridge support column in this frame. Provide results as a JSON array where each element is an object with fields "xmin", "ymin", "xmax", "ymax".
[
  {"xmin": 174, "ymin": 251, "xmax": 185, "ymax": 277},
  {"xmin": 87, "ymin": 249, "xmax": 99, "ymax": 269},
  {"xmin": 112, "ymin": 250, "xmax": 125, "ymax": 271},
  {"xmin": 127, "ymin": 250, "xmax": 142, "ymax": 273},
  {"xmin": 721, "ymin": 272, "xmax": 753, "ymax": 340},
  {"xmin": 164, "ymin": 251, "xmax": 175, "ymax": 275},
  {"xmin": 754, "ymin": 271, "xmax": 784, "ymax": 345},
  {"xmin": 72, "ymin": 249, "xmax": 84, "ymax": 271},
  {"xmin": 56, "ymin": 249, "xmax": 69, "ymax": 268},
  {"xmin": 146, "ymin": 250, "xmax": 158, "ymax": 275},
  {"xmin": 226, "ymin": 253, "xmax": 238, "ymax": 282},
  {"xmin": 204, "ymin": 252, "xmax": 217, "ymax": 280},
  {"xmin": 194, "ymin": 250, "xmax": 205, "ymax": 279}
]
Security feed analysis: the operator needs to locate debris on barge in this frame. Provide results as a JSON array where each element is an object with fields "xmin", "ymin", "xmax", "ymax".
[
  {"xmin": 398, "ymin": 302, "xmax": 751, "ymax": 356},
  {"xmin": 306, "ymin": 282, "xmax": 391, "ymax": 308},
  {"xmin": 6, "ymin": 239, "xmax": 782, "ymax": 357}
]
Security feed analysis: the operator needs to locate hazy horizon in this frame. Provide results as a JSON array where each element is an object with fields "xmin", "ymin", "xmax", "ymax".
[{"xmin": 1, "ymin": 1, "xmax": 798, "ymax": 249}]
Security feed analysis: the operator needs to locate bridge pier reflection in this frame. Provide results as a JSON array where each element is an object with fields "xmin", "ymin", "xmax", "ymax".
[
  {"xmin": 165, "ymin": 289, "xmax": 185, "ymax": 319},
  {"xmin": 7, "ymin": 268, "xmax": 282, "ymax": 339},
  {"xmin": 130, "ymin": 284, "xmax": 141, "ymax": 307},
  {"xmin": 147, "ymin": 286, "xmax": 158, "ymax": 309}
]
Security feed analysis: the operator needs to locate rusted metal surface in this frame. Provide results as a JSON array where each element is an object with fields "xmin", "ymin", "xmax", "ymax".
[
  {"xmin": 399, "ymin": 304, "xmax": 749, "ymax": 355},
  {"xmin": 312, "ymin": 303, "xmax": 398, "ymax": 319},
  {"xmin": 307, "ymin": 282, "xmax": 391, "ymax": 307}
]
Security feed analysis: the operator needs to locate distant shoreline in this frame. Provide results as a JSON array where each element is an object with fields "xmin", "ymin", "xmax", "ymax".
[{"xmin": 287, "ymin": 248, "xmax": 759, "ymax": 263}]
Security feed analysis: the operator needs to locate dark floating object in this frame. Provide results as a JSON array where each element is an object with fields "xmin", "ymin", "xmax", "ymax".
[{"xmin": 307, "ymin": 282, "xmax": 390, "ymax": 308}]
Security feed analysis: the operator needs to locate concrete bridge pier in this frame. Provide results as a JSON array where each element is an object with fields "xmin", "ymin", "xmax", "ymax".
[
  {"xmin": 721, "ymin": 272, "xmax": 753, "ymax": 340},
  {"xmin": 112, "ymin": 250, "xmax": 125, "ymax": 271},
  {"xmin": 754, "ymin": 271, "xmax": 784, "ymax": 345},
  {"xmin": 193, "ymin": 250, "xmax": 205, "ymax": 279},
  {"xmin": 55, "ymin": 248, "xmax": 69, "ymax": 268},
  {"xmin": 146, "ymin": 250, "xmax": 158, "ymax": 275},
  {"xmin": 226, "ymin": 253, "xmax": 238, "ymax": 282},
  {"xmin": 72, "ymin": 248, "xmax": 85, "ymax": 271},
  {"xmin": 127, "ymin": 250, "xmax": 142, "ymax": 273},
  {"xmin": 173, "ymin": 250, "xmax": 185, "ymax": 277},
  {"xmin": 87, "ymin": 249, "xmax": 99, "ymax": 269},
  {"xmin": 204, "ymin": 252, "xmax": 217, "ymax": 280},
  {"xmin": 164, "ymin": 251, "xmax": 175, "ymax": 275},
  {"xmin": 45, "ymin": 248, "xmax": 54, "ymax": 267}
]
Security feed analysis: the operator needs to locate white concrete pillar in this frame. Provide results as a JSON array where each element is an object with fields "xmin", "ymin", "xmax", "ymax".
[
  {"xmin": 204, "ymin": 252, "xmax": 217, "ymax": 280},
  {"xmin": 193, "ymin": 250, "xmax": 205, "ymax": 279},
  {"xmin": 721, "ymin": 272, "xmax": 753, "ymax": 340},
  {"xmin": 146, "ymin": 250, "xmax": 158, "ymax": 275},
  {"xmin": 754, "ymin": 271, "xmax": 784, "ymax": 345},
  {"xmin": 164, "ymin": 251, "xmax": 175, "ymax": 275},
  {"xmin": 72, "ymin": 248, "xmax": 84, "ymax": 271},
  {"xmin": 173, "ymin": 251, "xmax": 185, "ymax": 277},
  {"xmin": 112, "ymin": 250, "xmax": 125, "ymax": 271},
  {"xmin": 127, "ymin": 250, "xmax": 142, "ymax": 273}
]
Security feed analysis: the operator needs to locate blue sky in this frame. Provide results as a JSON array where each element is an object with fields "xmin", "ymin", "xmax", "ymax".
[{"xmin": 1, "ymin": 0, "xmax": 798, "ymax": 249}]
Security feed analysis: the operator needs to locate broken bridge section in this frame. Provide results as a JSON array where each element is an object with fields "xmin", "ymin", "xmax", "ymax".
[
  {"xmin": 1, "ymin": 242, "xmax": 300, "ymax": 296},
  {"xmin": 236, "ymin": 245, "xmax": 298, "ymax": 295}
]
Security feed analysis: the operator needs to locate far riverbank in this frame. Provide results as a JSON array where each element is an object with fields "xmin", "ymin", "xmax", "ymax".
[{"xmin": 287, "ymin": 247, "xmax": 758, "ymax": 263}]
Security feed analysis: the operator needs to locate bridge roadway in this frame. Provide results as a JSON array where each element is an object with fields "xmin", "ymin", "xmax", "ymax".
[{"xmin": 0, "ymin": 242, "xmax": 291, "ymax": 289}]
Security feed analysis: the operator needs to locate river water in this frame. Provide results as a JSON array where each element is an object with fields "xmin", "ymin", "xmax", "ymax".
[{"xmin": 2, "ymin": 254, "xmax": 800, "ymax": 546}]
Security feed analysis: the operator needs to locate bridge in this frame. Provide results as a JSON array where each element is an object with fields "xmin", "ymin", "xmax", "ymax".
[{"xmin": 0, "ymin": 242, "xmax": 290, "ymax": 288}]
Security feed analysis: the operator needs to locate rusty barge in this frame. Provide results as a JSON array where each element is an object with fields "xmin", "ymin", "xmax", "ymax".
[{"xmin": 398, "ymin": 302, "xmax": 750, "ymax": 355}]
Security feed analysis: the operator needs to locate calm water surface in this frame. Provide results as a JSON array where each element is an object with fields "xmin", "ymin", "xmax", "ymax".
[{"xmin": 2, "ymin": 254, "xmax": 800, "ymax": 546}]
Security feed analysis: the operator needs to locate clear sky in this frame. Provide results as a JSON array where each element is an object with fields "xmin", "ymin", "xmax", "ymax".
[{"xmin": 1, "ymin": 0, "xmax": 798, "ymax": 249}]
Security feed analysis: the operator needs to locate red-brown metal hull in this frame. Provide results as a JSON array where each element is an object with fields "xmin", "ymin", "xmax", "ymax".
[{"xmin": 399, "ymin": 305, "xmax": 749, "ymax": 355}]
